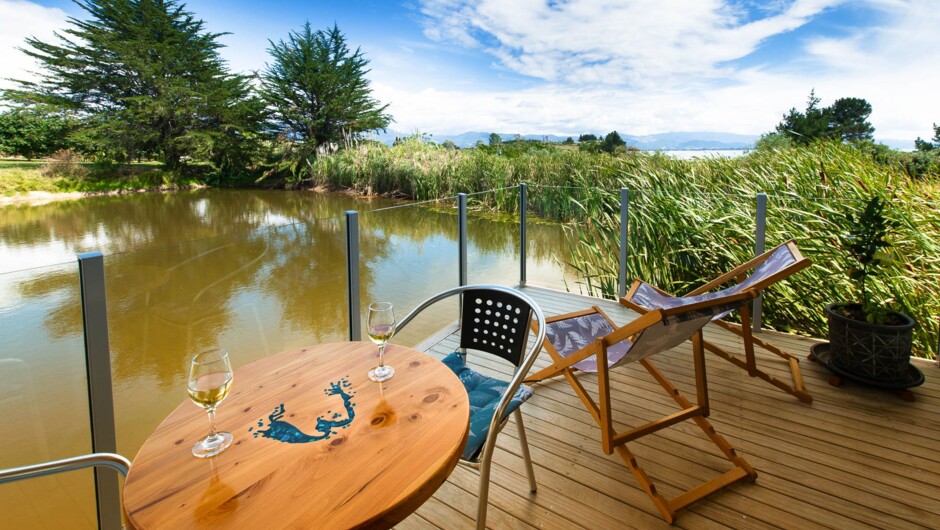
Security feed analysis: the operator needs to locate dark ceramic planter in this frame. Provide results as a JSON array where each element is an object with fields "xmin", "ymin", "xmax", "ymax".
[{"xmin": 825, "ymin": 303, "xmax": 916, "ymax": 383}]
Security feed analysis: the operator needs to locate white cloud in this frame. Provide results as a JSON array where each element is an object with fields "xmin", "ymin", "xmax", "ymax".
[
  {"xmin": 417, "ymin": 0, "xmax": 845, "ymax": 88},
  {"xmin": 1, "ymin": 0, "xmax": 937, "ymax": 141},
  {"xmin": 373, "ymin": 78, "xmax": 788, "ymax": 136},
  {"xmin": 0, "ymin": 0, "xmax": 69, "ymax": 90},
  {"xmin": 400, "ymin": 0, "xmax": 940, "ymax": 140},
  {"xmin": 798, "ymin": 1, "xmax": 940, "ymax": 138}
]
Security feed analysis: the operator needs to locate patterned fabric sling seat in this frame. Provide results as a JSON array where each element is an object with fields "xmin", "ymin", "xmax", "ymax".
[
  {"xmin": 628, "ymin": 242, "xmax": 798, "ymax": 321},
  {"xmin": 545, "ymin": 304, "xmax": 738, "ymax": 372}
]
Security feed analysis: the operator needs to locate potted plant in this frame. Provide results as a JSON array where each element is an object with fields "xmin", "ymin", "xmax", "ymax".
[{"xmin": 825, "ymin": 196, "xmax": 916, "ymax": 382}]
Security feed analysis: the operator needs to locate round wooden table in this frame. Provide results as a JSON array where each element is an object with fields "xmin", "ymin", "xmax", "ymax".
[{"xmin": 122, "ymin": 342, "xmax": 470, "ymax": 529}]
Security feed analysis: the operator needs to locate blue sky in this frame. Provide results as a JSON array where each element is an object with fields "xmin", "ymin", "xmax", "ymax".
[{"xmin": 1, "ymin": 0, "xmax": 938, "ymax": 142}]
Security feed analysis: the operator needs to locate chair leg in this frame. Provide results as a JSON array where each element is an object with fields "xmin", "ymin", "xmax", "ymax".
[
  {"xmin": 476, "ymin": 417, "xmax": 515, "ymax": 530},
  {"xmin": 614, "ymin": 358, "xmax": 757, "ymax": 523},
  {"xmin": 513, "ymin": 409, "xmax": 537, "ymax": 493},
  {"xmin": 711, "ymin": 320, "xmax": 813, "ymax": 403},
  {"xmin": 739, "ymin": 305, "xmax": 758, "ymax": 377},
  {"xmin": 474, "ymin": 412, "xmax": 537, "ymax": 529},
  {"xmin": 476, "ymin": 453, "xmax": 492, "ymax": 530},
  {"xmin": 613, "ymin": 444, "xmax": 676, "ymax": 524}
]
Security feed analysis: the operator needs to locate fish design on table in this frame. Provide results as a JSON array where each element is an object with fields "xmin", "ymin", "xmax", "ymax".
[{"xmin": 249, "ymin": 377, "xmax": 356, "ymax": 443}]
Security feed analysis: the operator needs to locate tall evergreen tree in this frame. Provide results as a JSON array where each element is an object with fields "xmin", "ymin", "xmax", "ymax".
[
  {"xmin": 828, "ymin": 97, "xmax": 874, "ymax": 142},
  {"xmin": 260, "ymin": 23, "xmax": 391, "ymax": 156},
  {"xmin": 776, "ymin": 90, "xmax": 829, "ymax": 145},
  {"xmin": 601, "ymin": 130, "xmax": 626, "ymax": 153},
  {"xmin": 775, "ymin": 90, "xmax": 874, "ymax": 145},
  {"xmin": 4, "ymin": 0, "xmax": 264, "ymax": 171}
]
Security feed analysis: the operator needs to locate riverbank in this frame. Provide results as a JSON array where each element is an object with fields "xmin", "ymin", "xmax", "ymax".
[
  {"xmin": 0, "ymin": 158, "xmax": 208, "ymax": 204},
  {"xmin": 0, "ymin": 185, "xmax": 215, "ymax": 206},
  {"xmin": 0, "ymin": 190, "xmax": 89, "ymax": 206}
]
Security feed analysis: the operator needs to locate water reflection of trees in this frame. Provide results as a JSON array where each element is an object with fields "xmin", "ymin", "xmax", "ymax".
[
  {"xmin": 261, "ymin": 220, "xmax": 356, "ymax": 345},
  {"xmin": 364, "ymin": 201, "xmax": 571, "ymax": 263},
  {"xmin": 0, "ymin": 190, "xmax": 383, "ymax": 257},
  {"xmin": 7, "ymin": 190, "xmax": 569, "ymax": 389}
]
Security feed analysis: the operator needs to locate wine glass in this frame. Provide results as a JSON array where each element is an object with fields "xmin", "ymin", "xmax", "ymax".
[
  {"xmin": 188, "ymin": 348, "xmax": 234, "ymax": 458},
  {"xmin": 367, "ymin": 302, "xmax": 396, "ymax": 382}
]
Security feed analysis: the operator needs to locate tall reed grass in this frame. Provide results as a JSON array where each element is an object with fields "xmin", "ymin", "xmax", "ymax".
[{"xmin": 309, "ymin": 139, "xmax": 939, "ymax": 358}]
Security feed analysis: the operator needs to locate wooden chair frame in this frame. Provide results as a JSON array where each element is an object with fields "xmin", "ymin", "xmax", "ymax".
[
  {"xmin": 621, "ymin": 239, "xmax": 813, "ymax": 403},
  {"xmin": 530, "ymin": 295, "xmax": 757, "ymax": 524}
]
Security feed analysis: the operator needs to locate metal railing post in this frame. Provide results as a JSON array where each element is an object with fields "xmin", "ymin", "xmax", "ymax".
[
  {"xmin": 753, "ymin": 193, "xmax": 768, "ymax": 332},
  {"xmin": 458, "ymin": 193, "xmax": 468, "ymax": 286},
  {"xmin": 345, "ymin": 211, "xmax": 361, "ymax": 341},
  {"xmin": 519, "ymin": 183, "xmax": 527, "ymax": 286},
  {"xmin": 618, "ymin": 188, "xmax": 629, "ymax": 298},
  {"xmin": 77, "ymin": 252, "xmax": 121, "ymax": 530}
]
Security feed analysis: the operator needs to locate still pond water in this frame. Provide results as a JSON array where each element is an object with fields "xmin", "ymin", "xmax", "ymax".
[{"xmin": 0, "ymin": 189, "xmax": 576, "ymax": 527}]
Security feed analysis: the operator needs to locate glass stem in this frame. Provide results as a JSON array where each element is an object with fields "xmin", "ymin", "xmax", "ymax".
[
  {"xmin": 207, "ymin": 408, "xmax": 218, "ymax": 442},
  {"xmin": 378, "ymin": 344, "xmax": 386, "ymax": 368}
]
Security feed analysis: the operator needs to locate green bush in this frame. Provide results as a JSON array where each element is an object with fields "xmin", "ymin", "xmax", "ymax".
[{"xmin": 40, "ymin": 149, "xmax": 88, "ymax": 179}]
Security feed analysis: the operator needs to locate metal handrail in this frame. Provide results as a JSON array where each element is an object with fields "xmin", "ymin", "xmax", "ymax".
[{"xmin": 0, "ymin": 453, "xmax": 130, "ymax": 485}]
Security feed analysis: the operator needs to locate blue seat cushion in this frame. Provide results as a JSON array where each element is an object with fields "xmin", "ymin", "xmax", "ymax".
[{"xmin": 442, "ymin": 352, "xmax": 533, "ymax": 461}]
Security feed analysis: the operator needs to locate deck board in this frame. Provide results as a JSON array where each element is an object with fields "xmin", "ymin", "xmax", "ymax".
[{"xmin": 398, "ymin": 286, "xmax": 940, "ymax": 529}]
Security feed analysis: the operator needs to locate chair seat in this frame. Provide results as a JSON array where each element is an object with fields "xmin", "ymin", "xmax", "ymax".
[
  {"xmin": 630, "ymin": 281, "xmax": 741, "ymax": 321},
  {"xmin": 545, "ymin": 312, "xmax": 633, "ymax": 372},
  {"xmin": 442, "ymin": 352, "xmax": 533, "ymax": 461}
]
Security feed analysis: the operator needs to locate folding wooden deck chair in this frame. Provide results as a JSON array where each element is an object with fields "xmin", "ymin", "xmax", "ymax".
[
  {"xmin": 529, "ymin": 292, "xmax": 758, "ymax": 524},
  {"xmin": 621, "ymin": 239, "xmax": 813, "ymax": 403}
]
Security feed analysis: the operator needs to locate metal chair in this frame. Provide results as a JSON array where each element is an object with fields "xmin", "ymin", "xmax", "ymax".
[
  {"xmin": 0, "ymin": 453, "xmax": 130, "ymax": 485},
  {"xmin": 396, "ymin": 284, "xmax": 546, "ymax": 530},
  {"xmin": 0, "ymin": 452, "xmax": 131, "ymax": 530}
]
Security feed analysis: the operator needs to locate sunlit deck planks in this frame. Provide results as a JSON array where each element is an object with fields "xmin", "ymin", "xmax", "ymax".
[{"xmin": 397, "ymin": 285, "xmax": 940, "ymax": 530}]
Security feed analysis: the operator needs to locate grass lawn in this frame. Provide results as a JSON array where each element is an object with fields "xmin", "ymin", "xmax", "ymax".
[
  {"xmin": 0, "ymin": 157, "xmax": 204, "ymax": 197},
  {"xmin": 0, "ymin": 160, "xmax": 65, "ymax": 195},
  {"xmin": 0, "ymin": 159, "xmax": 45, "ymax": 171}
]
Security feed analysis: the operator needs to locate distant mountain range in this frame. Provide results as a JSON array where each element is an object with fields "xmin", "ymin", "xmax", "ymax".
[
  {"xmin": 369, "ymin": 129, "xmax": 914, "ymax": 151},
  {"xmin": 371, "ymin": 130, "xmax": 759, "ymax": 150}
]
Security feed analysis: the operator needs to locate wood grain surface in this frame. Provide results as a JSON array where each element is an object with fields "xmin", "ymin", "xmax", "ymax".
[{"xmin": 122, "ymin": 342, "xmax": 470, "ymax": 529}]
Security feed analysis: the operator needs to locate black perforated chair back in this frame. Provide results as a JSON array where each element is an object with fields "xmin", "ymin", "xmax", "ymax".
[{"xmin": 459, "ymin": 288, "xmax": 533, "ymax": 366}]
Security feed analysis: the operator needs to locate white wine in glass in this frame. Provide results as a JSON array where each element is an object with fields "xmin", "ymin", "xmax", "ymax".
[
  {"xmin": 188, "ymin": 348, "xmax": 234, "ymax": 458},
  {"xmin": 367, "ymin": 302, "xmax": 395, "ymax": 382}
]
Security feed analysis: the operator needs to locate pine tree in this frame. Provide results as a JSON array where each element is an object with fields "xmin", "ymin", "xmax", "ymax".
[
  {"xmin": 776, "ymin": 90, "xmax": 829, "ymax": 145},
  {"xmin": 775, "ymin": 90, "xmax": 874, "ymax": 145},
  {"xmin": 601, "ymin": 131, "xmax": 626, "ymax": 153},
  {"xmin": 4, "ymin": 0, "xmax": 264, "ymax": 171},
  {"xmin": 260, "ymin": 23, "xmax": 391, "ymax": 156},
  {"xmin": 828, "ymin": 97, "xmax": 874, "ymax": 142}
]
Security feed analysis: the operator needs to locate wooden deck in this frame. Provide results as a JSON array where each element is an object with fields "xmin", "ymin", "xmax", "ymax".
[{"xmin": 396, "ymin": 286, "xmax": 940, "ymax": 530}]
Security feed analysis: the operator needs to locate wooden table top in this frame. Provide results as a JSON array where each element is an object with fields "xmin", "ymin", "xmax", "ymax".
[{"xmin": 122, "ymin": 342, "xmax": 470, "ymax": 529}]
